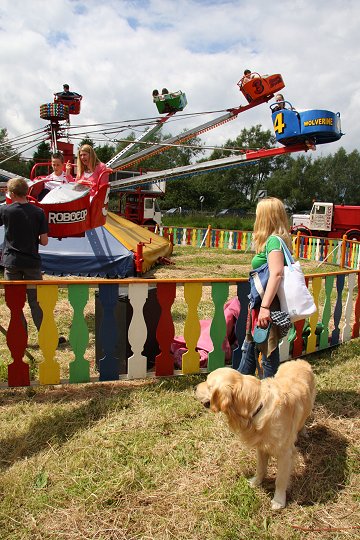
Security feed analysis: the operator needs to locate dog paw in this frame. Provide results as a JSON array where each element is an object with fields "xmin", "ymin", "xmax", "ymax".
[
  {"xmin": 248, "ymin": 476, "xmax": 262, "ymax": 487},
  {"xmin": 271, "ymin": 497, "xmax": 286, "ymax": 510}
]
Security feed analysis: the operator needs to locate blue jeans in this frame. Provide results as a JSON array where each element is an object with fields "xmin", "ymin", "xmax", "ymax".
[{"xmin": 238, "ymin": 339, "xmax": 280, "ymax": 379}]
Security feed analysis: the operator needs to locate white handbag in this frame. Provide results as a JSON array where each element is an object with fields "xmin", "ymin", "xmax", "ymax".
[{"xmin": 275, "ymin": 237, "xmax": 317, "ymax": 322}]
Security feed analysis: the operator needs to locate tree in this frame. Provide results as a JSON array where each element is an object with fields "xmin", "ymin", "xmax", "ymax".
[
  {"xmin": 267, "ymin": 153, "xmax": 319, "ymax": 211},
  {"xmin": 79, "ymin": 136, "xmax": 95, "ymax": 148},
  {"xmin": 267, "ymin": 146, "xmax": 360, "ymax": 211},
  {"xmin": 345, "ymin": 150, "xmax": 360, "ymax": 204},
  {"xmin": 28, "ymin": 141, "xmax": 51, "ymax": 177},
  {"xmin": 321, "ymin": 148, "xmax": 360, "ymax": 204},
  {"xmin": 0, "ymin": 128, "xmax": 30, "ymax": 177},
  {"xmin": 95, "ymin": 143, "xmax": 116, "ymax": 164},
  {"xmin": 171, "ymin": 125, "xmax": 278, "ymax": 211},
  {"xmin": 0, "ymin": 128, "xmax": 12, "ymax": 163}
]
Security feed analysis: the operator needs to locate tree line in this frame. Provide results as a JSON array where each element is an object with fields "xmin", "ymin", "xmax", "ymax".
[{"xmin": 1, "ymin": 125, "xmax": 359, "ymax": 213}]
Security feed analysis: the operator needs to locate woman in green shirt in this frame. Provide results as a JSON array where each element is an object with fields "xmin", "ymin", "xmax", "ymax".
[{"xmin": 239, "ymin": 197, "xmax": 293, "ymax": 378}]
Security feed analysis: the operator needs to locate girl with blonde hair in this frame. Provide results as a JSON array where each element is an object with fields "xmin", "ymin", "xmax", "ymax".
[
  {"xmin": 76, "ymin": 144, "xmax": 109, "ymax": 197},
  {"xmin": 253, "ymin": 197, "xmax": 292, "ymax": 253},
  {"xmin": 239, "ymin": 197, "xmax": 292, "ymax": 378}
]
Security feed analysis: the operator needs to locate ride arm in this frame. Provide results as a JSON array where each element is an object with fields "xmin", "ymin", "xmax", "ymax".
[
  {"xmin": 110, "ymin": 142, "xmax": 313, "ymax": 191},
  {"xmin": 106, "ymin": 112, "xmax": 176, "ymax": 169},
  {"xmin": 109, "ymin": 96, "xmax": 273, "ymax": 174}
]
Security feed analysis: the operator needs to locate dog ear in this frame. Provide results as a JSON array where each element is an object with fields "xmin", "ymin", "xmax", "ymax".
[
  {"xmin": 210, "ymin": 384, "xmax": 233, "ymax": 413},
  {"xmin": 233, "ymin": 377, "xmax": 260, "ymax": 419}
]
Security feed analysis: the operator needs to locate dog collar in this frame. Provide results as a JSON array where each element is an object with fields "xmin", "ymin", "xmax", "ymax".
[{"xmin": 252, "ymin": 403, "xmax": 263, "ymax": 418}]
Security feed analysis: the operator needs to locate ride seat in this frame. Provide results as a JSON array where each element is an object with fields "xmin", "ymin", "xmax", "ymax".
[
  {"xmin": 153, "ymin": 90, "xmax": 187, "ymax": 114},
  {"xmin": 40, "ymin": 183, "xmax": 90, "ymax": 204},
  {"xmin": 238, "ymin": 73, "xmax": 285, "ymax": 103},
  {"xmin": 54, "ymin": 93, "xmax": 83, "ymax": 115}
]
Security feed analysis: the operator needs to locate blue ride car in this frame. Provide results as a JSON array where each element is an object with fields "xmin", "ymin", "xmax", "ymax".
[{"xmin": 270, "ymin": 101, "xmax": 343, "ymax": 146}]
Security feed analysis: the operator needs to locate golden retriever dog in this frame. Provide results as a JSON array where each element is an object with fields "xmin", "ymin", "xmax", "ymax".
[{"xmin": 195, "ymin": 360, "xmax": 315, "ymax": 510}]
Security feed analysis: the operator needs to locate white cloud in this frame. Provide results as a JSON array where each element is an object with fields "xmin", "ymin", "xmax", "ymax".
[{"xmin": 0, "ymin": 0, "xmax": 358, "ymax": 163}]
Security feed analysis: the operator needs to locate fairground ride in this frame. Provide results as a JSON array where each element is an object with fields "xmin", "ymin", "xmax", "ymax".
[{"xmin": 0, "ymin": 72, "xmax": 342, "ymax": 237}]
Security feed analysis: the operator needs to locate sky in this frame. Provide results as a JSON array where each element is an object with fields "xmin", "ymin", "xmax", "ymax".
[{"xmin": 0, "ymin": 0, "xmax": 359, "ymax": 163}]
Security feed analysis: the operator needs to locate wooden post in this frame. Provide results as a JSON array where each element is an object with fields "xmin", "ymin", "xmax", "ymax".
[
  {"xmin": 340, "ymin": 234, "xmax": 347, "ymax": 268},
  {"xmin": 135, "ymin": 242, "xmax": 144, "ymax": 275},
  {"xmin": 295, "ymin": 231, "xmax": 301, "ymax": 259},
  {"xmin": 206, "ymin": 224, "xmax": 212, "ymax": 248}
]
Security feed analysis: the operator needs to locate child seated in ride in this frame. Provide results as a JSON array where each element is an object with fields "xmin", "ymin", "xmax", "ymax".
[
  {"xmin": 240, "ymin": 69, "xmax": 262, "ymax": 88},
  {"xmin": 55, "ymin": 83, "xmax": 82, "ymax": 100},
  {"xmin": 75, "ymin": 144, "xmax": 109, "ymax": 198},
  {"xmin": 152, "ymin": 88, "xmax": 170, "ymax": 100},
  {"xmin": 272, "ymin": 94, "xmax": 295, "ymax": 112},
  {"xmin": 38, "ymin": 151, "xmax": 74, "ymax": 200}
]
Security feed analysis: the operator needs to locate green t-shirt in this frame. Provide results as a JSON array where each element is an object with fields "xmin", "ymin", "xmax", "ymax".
[{"xmin": 251, "ymin": 235, "xmax": 288, "ymax": 269}]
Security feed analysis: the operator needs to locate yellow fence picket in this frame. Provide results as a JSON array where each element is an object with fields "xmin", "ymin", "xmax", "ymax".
[
  {"xmin": 182, "ymin": 283, "xmax": 202, "ymax": 374},
  {"xmin": 37, "ymin": 285, "xmax": 60, "ymax": 385}
]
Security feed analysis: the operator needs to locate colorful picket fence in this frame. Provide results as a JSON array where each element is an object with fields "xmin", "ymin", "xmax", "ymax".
[
  {"xmin": 294, "ymin": 234, "xmax": 360, "ymax": 270},
  {"xmin": 158, "ymin": 226, "xmax": 360, "ymax": 270},
  {"xmin": 1, "ymin": 268, "xmax": 359, "ymax": 387},
  {"xmin": 158, "ymin": 226, "xmax": 254, "ymax": 251}
]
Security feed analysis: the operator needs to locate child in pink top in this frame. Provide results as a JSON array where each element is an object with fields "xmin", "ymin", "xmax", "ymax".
[{"xmin": 76, "ymin": 144, "xmax": 109, "ymax": 197}]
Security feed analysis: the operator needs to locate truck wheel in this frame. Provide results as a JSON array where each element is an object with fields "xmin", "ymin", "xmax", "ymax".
[
  {"xmin": 346, "ymin": 230, "xmax": 360, "ymax": 241},
  {"xmin": 143, "ymin": 220, "xmax": 158, "ymax": 232},
  {"xmin": 143, "ymin": 220, "xmax": 157, "ymax": 226},
  {"xmin": 292, "ymin": 227, "xmax": 311, "ymax": 236}
]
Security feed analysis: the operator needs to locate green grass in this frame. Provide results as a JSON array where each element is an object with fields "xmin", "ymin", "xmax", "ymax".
[
  {"xmin": 0, "ymin": 347, "xmax": 358, "ymax": 539},
  {"xmin": 0, "ymin": 247, "xmax": 359, "ymax": 539},
  {"xmin": 162, "ymin": 213, "xmax": 255, "ymax": 231},
  {"xmin": 147, "ymin": 245, "xmax": 341, "ymax": 284}
]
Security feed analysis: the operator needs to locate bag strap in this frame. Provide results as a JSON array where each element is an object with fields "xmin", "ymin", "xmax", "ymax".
[
  {"xmin": 275, "ymin": 236, "xmax": 295, "ymax": 264},
  {"xmin": 266, "ymin": 235, "xmax": 295, "ymax": 268}
]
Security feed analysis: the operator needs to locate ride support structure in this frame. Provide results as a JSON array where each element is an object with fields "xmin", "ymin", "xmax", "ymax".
[
  {"xmin": 28, "ymin": 91, "xmax": 113, "ymax": 239},
  {"xmin": 108, "ymin": 93, "xmax": 278, "ymax": 172},
  {"xmin": 109, "ymin": 142, "xmax": 315, "ymax": 191},
  {"xmin": 105, "ymin": 74, "xmax": 321, "ymax": 225},
  {"xmin": 39, "ymin": 90, "xmax": 83, "ymax": 162},
  {"xmin": 106, "ymin": 90, "xmax": 279, "ymax": 226},
  {"xmin": 106, "ymin": 112, "xmax": 178, "ymax": 169},
  {"xmin": 6, "ymin": 72, "xmax": 340, "ymax": 235}
]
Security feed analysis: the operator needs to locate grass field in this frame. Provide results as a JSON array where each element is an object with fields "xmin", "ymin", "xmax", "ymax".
[
  {"xmin": 0, "ymin": 347, "xmax": 358, "ymax": 539},
  {"xmin": 161, "ymin": 213, "xmax": 256, "ymax": 232},
  {"xmin": 0, "ymin": 246, "xmax": 359, "ymax": 539}
]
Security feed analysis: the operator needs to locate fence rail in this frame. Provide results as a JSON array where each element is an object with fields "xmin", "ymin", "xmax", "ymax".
[
  {"xmin": 156, "ymin": 225, "xmax": 360, "ymax": 270},
  {"xmin": 1, "ymin": 268, "xmax": 359, "ymax": 388}
]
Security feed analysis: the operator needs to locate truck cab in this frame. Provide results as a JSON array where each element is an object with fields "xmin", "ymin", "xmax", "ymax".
[
  {"xmin": 144, "ymin": 196, "xmax": 162, "ymax": 226},
  {"xmin": 292, "ymin": 202, "xmax": 360, "ymax": 240},
  {"xmin": 292, "ymin": 202, "xmax": 333, "ymax": 234},
  {"xmin": 114, "ymin": 189, "xmax": 162, "ymax": 228},
  {"xmin": 309, "ymin": 202, "xmax": 333, "ymax": 232}
]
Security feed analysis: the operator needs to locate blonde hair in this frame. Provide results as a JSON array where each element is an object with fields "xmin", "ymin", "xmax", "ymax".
[
  {"xmin": 76, "ymin": 144, "xmax": 100, "ymax": 178},
  {"xmin": 253, "ymin": 197, "xmax": 292, "ymax": 253},
  {"xmin": 7, "ymin": 177, "xmax": 28, "ymax": 197}
]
